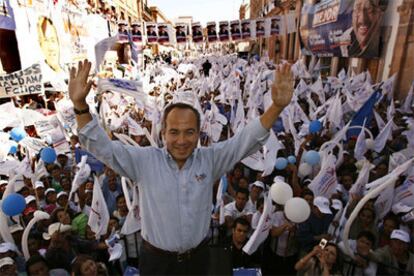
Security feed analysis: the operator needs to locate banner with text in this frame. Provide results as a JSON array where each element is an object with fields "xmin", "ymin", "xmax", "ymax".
[{"xmin": 0, "ymin": 63, "xmax": 43, "ymax": 98}]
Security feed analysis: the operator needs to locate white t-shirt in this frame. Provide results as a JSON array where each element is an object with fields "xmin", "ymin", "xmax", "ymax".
[
  {"xmin": 224, "ymin": 201, "xmax": 254, "ymax": 219},
  {"xmin": 251, "ymin": 211, "xmax": 262, "ymax": 229}
]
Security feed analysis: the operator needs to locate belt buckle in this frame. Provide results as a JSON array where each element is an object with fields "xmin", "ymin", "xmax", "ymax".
[{"xmin": 177, "ymin": 250, "xmax": 191, "ymax": 262}]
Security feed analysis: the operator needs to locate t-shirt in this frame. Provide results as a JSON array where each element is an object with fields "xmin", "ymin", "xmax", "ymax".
[
  {"xmin": 224, "ymin": 201, "xmax": 254, "ymax": 219},
  {"xmin": 272, "ymin": 211, "xmax": 296, "ymax": 257}
]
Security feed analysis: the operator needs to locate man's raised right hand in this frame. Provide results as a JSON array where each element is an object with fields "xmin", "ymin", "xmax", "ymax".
[{"xmin": 69, "ymin": 59, "xmax": 93, "ymax": 109}]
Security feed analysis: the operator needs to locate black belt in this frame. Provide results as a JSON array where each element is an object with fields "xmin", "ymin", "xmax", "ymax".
[{"xmin": 142, "ymin": 238, "xmax": 210, "ymax": 262}]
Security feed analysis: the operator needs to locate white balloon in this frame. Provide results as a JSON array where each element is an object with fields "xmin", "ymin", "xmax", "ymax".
[
  {"xmin": 284, "ymin": 197, "xmax": 311, "ymax": 223},
  {"xmin": 298, "ymin": 163, "xmax": 312, "ymax": 178},
  {"xmin": 365, "ymin": 138, "xmax": 375, "ymax": 150},
  {"xmin": 270, "ymin": 181, "xmax": 293, "ymax": 205}
]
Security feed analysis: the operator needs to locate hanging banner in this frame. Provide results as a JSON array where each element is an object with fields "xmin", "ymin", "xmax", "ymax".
[
  {"xmin": 117, "ymin": 21, "xmax": 129, "ymax": 43},
  {"xmin": 241, "ymin": 19, "xmax": 252, "ymax": 40},
  {"xmin": 207, "ymin": 21, "xmax": 218, "ymax": 43},
  {"xmin": 299, "ymin": 0, "xmax": 388, "ymax": 58},
  {"xmin": 131, "ymin": 22, "xmax": 143, "ymax": 44},
  {"xmin": 146, "ymin": 22, "xmax": 158, "ymax": 43},
  {"xmin": 191, "ymin": 22, "xmax": 203, "ymax": 43},
  {"xmin": 255, "ymin": 18, "xmax": 265, "ymax": 38},
  {"xmin": 0, "ymin": 0, "xmax": 15, "ymax": 30},
  {"xmin": 175, "ymin": 23, "xmax": 187, "ymax": 43},
  {"xmin": 269, "ymin": 16, "xmax": 282, "ymax": 36},
  {"xmin": 230, "ymin": 20, "xmax": 242, "ymax": 41},
  {"xmin": 0, "ymin": 63, "xmax": 44, "ymax": 98},
  {"xmin": 218, "ymin": 21, "xmax": 230, "ymax": 42},
  {"xmin": 157, "ymin": 23, "xmax": 170, "ymax": 44}
]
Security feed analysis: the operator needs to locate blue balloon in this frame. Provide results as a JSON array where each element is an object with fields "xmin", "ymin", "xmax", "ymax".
[
  {"xmin": 304, "ymin": 150, "xmax": 321, "ymax": 166},
  {"xmin": 10, "ymin": 127, "xmax": 26, "ymax": 142},
  {"xmin": 309, "ymin": 120, "xmax": 322, "ymax": 134},
  {"xmin": 40, "ymin": 147, "xmax": 57, "ymax": 164},
  {"xmin": 273, "ymin": 118, "xmax": 285, "ymax": 133},
  {"xmin": 2, "ymin": 193, "xmax": 26, "ymax": 216},
  {"xmin": 8, "ymin": 141, "xmax": 17, "ymax": 154},
  {"xmin": 275, "ymin": 157, "xmax": 288, "ymax": 170},
  {"xmin": 287, "ymin": 155, "xmax": 296, "ymax": 164}
]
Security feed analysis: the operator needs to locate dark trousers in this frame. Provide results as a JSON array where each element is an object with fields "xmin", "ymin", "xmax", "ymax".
[{"xmin": 139, "ymin": 242, "xmax": 210, "ymax": 275}]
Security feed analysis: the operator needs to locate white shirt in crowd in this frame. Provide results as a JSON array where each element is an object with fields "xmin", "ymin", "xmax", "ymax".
[{"xmin": 224, "ymin": 201, "xmax": 255, "ymax": 219}]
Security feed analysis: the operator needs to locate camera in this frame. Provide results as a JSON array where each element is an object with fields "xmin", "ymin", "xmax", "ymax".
[{"xmin": 319, "ymin": 238, "xmax": 328, "ymax": 249}]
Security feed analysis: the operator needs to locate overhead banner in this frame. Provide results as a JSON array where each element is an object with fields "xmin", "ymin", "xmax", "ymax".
[
  {"xmin": 219, "ymin": 21, "xmax": 230, "ymax": 42},
  {"xmin": 299, "ymin": 0, "xmax": 388, "ymax": 58},
  {"xmin": 207, "ymin": 22, "xmax": 218, "ymax": 43},
  {"xmin": 0, "ymin": 63, "xmax": 44, "ymax": 98},
  {"xmin": 146, "ymin": 22, "xmax": 158, "ymax": 43}
]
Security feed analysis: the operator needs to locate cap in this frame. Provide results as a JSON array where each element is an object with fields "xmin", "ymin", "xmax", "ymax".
[
  {"xmin": 9, "ymin": 224, "xmax": 23, "ymax": 234},
  {"xmin": 45, "ymin": 188, "xmax": 56, "ymax": 196},
  {"xmin": 331, "ymin": 199, "xmax": 343, "ymax": 211},
  {"xmin": 0, "ymin": 180, "xmax": 7, "ymax": 186},
  {"xmin": 34, "ymin": 181, "xmax": 44, "ymax": 189},
  {"xmin": 390, "ymin": 229, "xmax": 410, "ymax": 243},
  {"xmin": 0, "ymin": 243, "xmax": 18, "ymax": 253},
  {"xmin": 117, "ymin": 20, "xmax": 127, "ymax": 26},
  {"xmin": 131, "ymin": 21, "xmax": 140, "ymax": 26},
  {"xmin": 43, "ymin": 223, "xmax": 72, "ymax": 240},
  {"xmin": 57, "ymin": 192, "xmax": 68, "ymax": 199},
  {"xmin": 0, "ymin": 257, "xmax": 14, "ymax": 268},
  {"xmin": 313, "ymin": 196, "xmax": 332, "ymax": 214},
  {"xmin": 392, "ymin": 202, "xmax": 413, "ymax": 215},
  {"xmin": 252, "ymin": 181, "xmax": 265, "ymax": 190},
  {"xmin": 25, "ymin": 195, "xmax": 36, "ymax": 204}
]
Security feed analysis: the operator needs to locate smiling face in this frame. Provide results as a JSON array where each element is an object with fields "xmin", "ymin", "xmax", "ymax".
[
  {"xmin": 352, "ymin": 0, "xmax": 381, "ymax": 48},
  {"xmin": 162, "ymin": 107, "xmax": 200, "ymax": 168}
]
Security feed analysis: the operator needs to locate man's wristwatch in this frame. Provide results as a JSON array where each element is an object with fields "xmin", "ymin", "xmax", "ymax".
[{"xmin": 73, "ymin": 106, "xmax": 90, "ymax": 115}]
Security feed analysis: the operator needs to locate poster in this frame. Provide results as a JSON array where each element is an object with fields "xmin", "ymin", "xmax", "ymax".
[
  {"xmin": 299, "ymin": 0, "xmax": 388, "ymax": 58},
  {"xmin": 241, "ymin": 19, "xmax": 252, "ymax": 40},
  {"xmin": 207, "ymin": 22, "xmax": 217, "ymax": 42},
  {"xmin": 175, "ymin": 23, "xmax": 187, "ymax": 43},
  {"xmin": 255, "ymin": 19, "xmax": 265, "ymax": 38},
  {"xmin": 230, "ymin": 20, "xmax": 241, "ymax": 41},
  {"xmin": 146, "ymin": 22, "xmax": 158, "ymax": 43},
  {"xmin": 131, "ymin": 22, "xmax": 143, "ymax": 43},
  {"xmin": 218, "ymin": 21, "xmax": 230, "ymax": 42},
  {"xmin": 0, "ymin": 63, "xmax": 44, "ymax": 98},
  {"xmin": 157, "ymin": 23, "xmax": 170, "ymax": 44},
  {"xmin": 191, "ymin": 22, "xmax": 203, "ymax": 43}
]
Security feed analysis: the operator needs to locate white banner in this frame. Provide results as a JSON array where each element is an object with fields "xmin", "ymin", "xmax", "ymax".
[{"xmin": 0, "ymin": 64, "xmax": 43, "ymax": 98}]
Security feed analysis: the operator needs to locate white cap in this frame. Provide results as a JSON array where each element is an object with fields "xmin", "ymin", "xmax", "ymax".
[
  {"xmin": 331, "ymin": 199, "xmax": 343, "ymax": 211},
  {"xmin": 390, "ymin": 229, "xmax": 410, "ymax": 243},
  {"xmin": 0, "ymin": 243, "xmax": 18, "ymax": 253},
  {"xmin": 313, "ymin": 196, "xmax": 332, "ymax": 214},
  {"xmin": 43, "ymin": 223, "xmax": 72, "ymax": 240},
  {"xmin": 35, "ymin": 181, "xmax": 44, "ymax": 189},
  {"xmin": 45, "ymin": 188, "xmax": 56, "ymax": 196},
  {"xmin": 25, "ymin": 195, "xmax": 36, "ymax": 204},
  {"xmin": 0, "ymin": 180, "xmax": 7, "ymax": 186},
  {"xmin": 392, "ymin": 202, "xmax": 413, "ymax": 215},
  {"xmin": 57, "ymin": 191, "xmax": 68, "ymax": 199},
  {"xmin": 273, "ymin": 176, "xmax": 285, "ymax": 183},
  {"xmin": 0, "ymin": 257, "xmax": 14, "ymax": 268},
  {"xmin": 252, "ymin": 181, "xmax": 265, "ymax": 190}
]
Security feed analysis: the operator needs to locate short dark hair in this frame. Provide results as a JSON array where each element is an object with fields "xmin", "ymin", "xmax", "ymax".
[
  {"xmin": 161, "ymin": 102, "xmax": 201, "ymax": 131},
  {"xmin": 233, "ymin": 217, "xmax": 250, "ymax": 229},
  {"xmin": 357, "ymin": 230, "xmax": 376, "ymax": 246},
  {"xmin": 26, "ymin": 255, "xmax": 48, "ymax": 276},
  {"xmin": 236, "ymin": 188, "xmax": 249, "ymax": 198}
]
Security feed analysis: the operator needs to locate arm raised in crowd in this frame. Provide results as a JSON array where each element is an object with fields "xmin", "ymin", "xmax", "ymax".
[{"xmin": 69, "ymin": 60, "xmax": 94, "ymax": 129}]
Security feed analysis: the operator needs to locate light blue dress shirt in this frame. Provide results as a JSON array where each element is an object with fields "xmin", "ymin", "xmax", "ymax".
[{"xmin": 79, "ymin": 117, "xmax": 269, "ymax": 252}]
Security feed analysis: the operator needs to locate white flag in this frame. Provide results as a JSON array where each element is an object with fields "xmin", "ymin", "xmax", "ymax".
[
  {"xmin": 373, "ymin": 111, "xmax": 385, "ymax": 130},
  {"xmin": 121, "ymin": 185, "xmax": 141, "ymax": 235},
  {"xmin": 374, "ymin": 184, "xmax": 394, "ymax": 220},
  {"xmin": 216, "ymin": 176, "xmax": 226, "ymax": 225},
  {"xmin": 243, "ymin": 192, "xmax": 273, "ymax": 255},
  {"xmin": 393, "ymin": 173, "xmax": 414, "ymax": 207},
  {"xmin": 354, "ymin": 123, "xmax": 367, "ymax": 161},
  {"xmin": 88, "ymin": 176, "xmax": 110, "ymax": 239},
  {"xmin": 373, "ymin": 117, "xmax": 393, "ymax": 153},
  {"xmin": 308, "ymin": 154, "xmax": 338, "ymax": 198},
  {"xmin": 349, "ymin": 160, "xmax": 374, "ymax": 197}
]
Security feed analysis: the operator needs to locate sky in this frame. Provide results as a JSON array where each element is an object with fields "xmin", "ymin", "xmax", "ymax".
[{"xmin": 148, "ymin": 0, "xmax": 245, "ymax": 25}]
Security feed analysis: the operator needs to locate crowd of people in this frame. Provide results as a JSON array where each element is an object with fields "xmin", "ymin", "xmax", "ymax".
[{"xmin": 0, "ymin": 47, "xmax": 414, "ymax": 276}]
